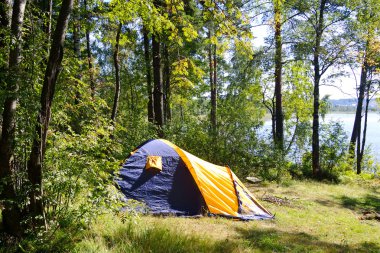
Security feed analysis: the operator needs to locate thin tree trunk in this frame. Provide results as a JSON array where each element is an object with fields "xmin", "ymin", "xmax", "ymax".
[
  {"xmin": 286, "ymin": 118, "xmax": 299, "ymax": 154},
  {"xmin": 208, "ymin": 31, "xmax": 213, "ymax": 123},
  {"xmin": 312, "ymin": 0, "xmax": 326, "ymax": 177},
  {"xmin": 271, "ymin": 112, "xmax": 275, "ymax": 139},
  {"xmin": 111, "ymin": 23, "xmax": 122, "ymax": 124},
  {"xmin": 180, "ymin": 105, "xmax": 184, "ymax": 124},
  {"xmin": 0, "ymin": 0, "xmax": 10, "ymax": 77},
  {"xmin": 143, "ymin": 27, "xmax": 154, "ymax": 122},
  {"xmin": 163, "ymin": 43, "xmax": 171, "ymax": 123},
  {"xmin": 212, "ymin": 43, "xmax": 217, "ymax": 133},
  {"xmin": 130, "ymin": 82, "xmax": 135, "ymax": 113},
  {"xmin": 349, "ymin": 53, "xmax": 368, "ymax": 158},
  {"xmin": 71, "ymin": 0, "xmax": 82, "ymax": 133},
  {"xmin": 73, "ymin": 0, "xmax": 81, "ymax": 105},
  {"xmin": 84, "ymin": 0, "xmax": 95, "ymax": 97},
  {"xmin": 0, "ymin": 0, "xmax": 10, "ymax": 43},
  {"xmin": 358, "ymin": 83, "xmax": 370, "ymax": 174},
  {"xmin": 46, "ymin": 0, "xmax": 52, "ymax": 41},
  {"xmin": 27, "ymin": 0, "xmax": 73, "ymax": 226},
  {"xmin": 152, "ymin": 33, "xmax": 164, "ymax": 135},
  {"xmin": 0, "ymin": 0, "xmax": 27, "ymax": 237},
  {"xmin": 35, "ymin": 0, "xmax": 52, "ymax": 57},
  {"xmin": 274, "ymin": 0, "xmax": 284, "ymax": 150},
  {"xmin": 208, "ymin": 30, "xmax": 217, "ymax": 135}
]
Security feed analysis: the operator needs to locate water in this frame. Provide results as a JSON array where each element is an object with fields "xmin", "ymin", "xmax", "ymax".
[
  {"xmin": 262, "ymin": 113, "xmax": 380, "ymax": 161},
  {"xmin": 323, "ymin": 113, "xmax": 380, "ymax": 161}
]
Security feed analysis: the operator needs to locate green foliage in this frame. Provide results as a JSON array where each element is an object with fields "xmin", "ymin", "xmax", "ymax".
[
  {"xmin": 2, "ymin": 0, "xmax": 380, "ymax": 250},
  {"xmin": 299, "ymin": 122, "xmax": 350, "ymax": 181}
]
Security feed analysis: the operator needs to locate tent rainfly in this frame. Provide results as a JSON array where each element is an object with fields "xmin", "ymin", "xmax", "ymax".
[{"xmin": 116, "ymin": 139, "xmax": 273, "ymax": 220}]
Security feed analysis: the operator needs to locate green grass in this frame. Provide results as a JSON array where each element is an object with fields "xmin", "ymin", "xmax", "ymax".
[{"xmin": 73, "ymin": 179, "xmax": 380, "ymax": 253}]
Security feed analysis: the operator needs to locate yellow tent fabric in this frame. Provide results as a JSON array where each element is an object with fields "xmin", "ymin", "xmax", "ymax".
[{"xmin": 161, "ymin": 139, "xmax": 272, "ymax": 219}]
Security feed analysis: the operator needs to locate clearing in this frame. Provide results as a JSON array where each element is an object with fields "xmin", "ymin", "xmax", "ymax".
[{"xmin": 76, "ymin": 179, "xmax": 380, "ymax": 253}]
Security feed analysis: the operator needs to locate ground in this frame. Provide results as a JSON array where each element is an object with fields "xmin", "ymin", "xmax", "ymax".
[{"xmin": 71, "ymin": 179, "xmax": 380, "ymax": 252}]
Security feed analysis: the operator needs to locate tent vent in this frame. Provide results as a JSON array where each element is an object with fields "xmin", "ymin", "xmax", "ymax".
[{"xmin": 146, "ymin": 156, "xmax": 162, "ymax": 171}]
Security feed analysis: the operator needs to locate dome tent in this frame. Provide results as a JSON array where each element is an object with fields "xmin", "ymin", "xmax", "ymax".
[{"xmin": 116, "ymin": 139, "xmax": 272, "ymax": 220}]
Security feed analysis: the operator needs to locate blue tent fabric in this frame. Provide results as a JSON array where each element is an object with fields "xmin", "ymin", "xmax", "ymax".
[
  {"xmin": 116, "ymin": 139, "xmax": 273, "ymax": 220},
  {"xmin": 116, "ymin": 140, "xmax": 205, "ymax": 215}
]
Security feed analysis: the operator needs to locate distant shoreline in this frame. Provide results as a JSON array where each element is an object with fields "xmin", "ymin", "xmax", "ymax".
[{"xmin": 264, "ymin": 111, "xmax": 379, "ymax": 121}]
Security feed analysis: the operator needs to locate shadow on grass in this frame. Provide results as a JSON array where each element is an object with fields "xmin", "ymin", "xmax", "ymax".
[
  {"xmin": 338, "ymin": 194, "xmax": 380, "ymax": 212},
  {"xmin": 235, "ymin": 226, "xmax": 380, "ymax": 253}
]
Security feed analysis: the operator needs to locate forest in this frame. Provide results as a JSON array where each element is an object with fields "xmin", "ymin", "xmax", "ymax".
[{"xmin": 0, "ymin": 0, "xmax": 379, "ymax": 251}]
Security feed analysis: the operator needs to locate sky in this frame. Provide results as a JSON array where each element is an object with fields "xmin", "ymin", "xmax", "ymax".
[{"xmin": 251, "ymin": 25, "xmax": 359, "ymax": 100}]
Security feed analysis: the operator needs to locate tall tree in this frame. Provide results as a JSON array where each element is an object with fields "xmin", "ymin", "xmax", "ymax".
[
  {"xmin": 73, "ymin": 0, "xmax": 82, "ymax": 107},
  {"xmin": 111, "ymin": 22, "xmax": 122, "ymax": 124},
  {"xmin": 351, "ymin": 49, "xmax": 368, "ymax": 173},
  {"xmin": 208, "ymin": 29, "xmax": 217, "ymax": 135},
  {"xmin": 27, "ymin": 0, "xmax": 73, "ymax": 225},
  {"xmin": 292, "ymin": 0, "xmax": 353, "ymax": 177},
  {"xmin": 273, "ymin": 0, "xmax": 284, "ymax": 150},
  {"xmin": 0, "ymin": 0, "xmax": 10, "ymax": 83},
  {"xmin": 84, "ymin": 0, "xmax": 95, "ymax": 97},
  {"xmin": 163, "ymin": 43, "xmax": 171, "ymax": 123},
  {"xmin": 152, "ymin": 33, "xmax": 164, "ymax": 135},
  {"xmin": 310, "ymin": 0, "xmax": 327, "ymax": 177},
  {"xmin": 349, "ymin": 0, "xmax": 380, "ymax": 173},
  {"xmin": 0, "ymin": 0, "xmax": 27, "ymax": 236},
  {"xmin": 143, "ymin": 27, "xmax": 154, "ymax": 122}
]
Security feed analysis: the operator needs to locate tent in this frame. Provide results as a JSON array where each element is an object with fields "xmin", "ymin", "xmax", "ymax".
[{"xmin": 116, "ymin": 139, "xmax": 273, "ymax": 220}]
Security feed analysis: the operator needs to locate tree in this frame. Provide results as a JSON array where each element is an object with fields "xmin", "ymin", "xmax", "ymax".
[
  {"xmin": 349, "ymin": 0, "xmax": 380, "ymax": 173},
  {"xmin": 274, "ymin": 0, "xmax": 284, "ymax": 150},
  {"xmin": 27, "ymin": 0, "xmax": 73, "ymax": 226},
  {"xmin": 0, "ymin": 0, "xmax": 27, "ymax": 236},
  {"xmin": 163, "ymin": 42, "xmax": 172, "ymax": 123},
  {"xmin": 152, "ymin": 33, "xmax": 164, "ymax": 135},
  {"xmin": 84, "ymin": 0, "xmax": 96, "ymax": 97},
  {"xmin": 208, "ymin": 29, "xmax": 217, "ymax": 135},
  {"xmin": 111, "ymin": 22, "xmax": 122, "ymax": 124},
  {"xmin": 292, "ymin": 0, "xmax": 353, "ymax": 177},
  {"xmin": 143, "ymin": 26, "xmax": 154, "ymax": 122}
]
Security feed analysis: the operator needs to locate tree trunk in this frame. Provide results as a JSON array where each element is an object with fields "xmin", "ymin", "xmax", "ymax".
[
  {"xmin": 73, "ymin": 1, "xmax": 81, "ymax": 105},
  {"xmin": 271, "ymin": 112, "xmax": 276, "ymax": 140},
  {"xmin": 349, "ymin": 54, "xmax": 368, "ymax": 158},
  {"xmin": 152, "ymin": 33, "xmax": 164, "ymax": 136},
  {"xmin": 358, "ymin": 82, "xmax": 370, "ymax": 174},
  {"xmin": 27, "ymin": 0, "xmax": 73, "ymax": 226},
  {"xmin": 46, "ymin": 0, "xmax": 52, "ymax": 41},
  {"xmin": 0, "ymin": 0, "xmax": 10, "ymax": 78},
  {"xmin": 111, "ymin": 23, "xmax": 122, "ymax": 124},
  {"xmin": 163, "ymin": 43, "xmax": 171, "ymax": 123},
  {"xmin": 0, "ymin": 0, "xmax": 10, "ymax": 45},
  {"xmin": 36, "ymin": 0, "xmax": 52, "ymax": 35},
  {"xmin": 84, "ymin": 0, "xmax": 95, "ymax": 97},
  {"xmin": 0, "ymin": 0, "xmax": 27, "ymax": 237},
  {"xmin": 212, "ymin": 43, "xmax": 217, "ymax": 133},
  {"xmin": 208, "ymin": 30, "xmax": 217, "ymax": 135},
  {"xmin": 312, "ymin": 0, "xmax": 326, "ymax": 177},
  {"xmin": 143, "ymin": 27, "xmax": 154, "ymax": 122},
  {"xmin": 274, "ymin": 1, "xmax": 284, "ymax": 151},
  {"xmin": 35, "ymin": 0, "xmax": 52, "ymax": 55}
]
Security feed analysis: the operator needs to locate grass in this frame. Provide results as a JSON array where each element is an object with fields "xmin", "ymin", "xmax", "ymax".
[{"xmin": 73, "ymin": 179, "xmax": 380, "ymax": 253}]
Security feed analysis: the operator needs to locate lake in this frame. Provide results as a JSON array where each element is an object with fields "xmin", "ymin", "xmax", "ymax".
[
  {"xmin": 323, "ymin": 113, "xmax": 380, "ymax": 161},
  {"xmin": 263, "ymin": 113, "xmax": 380, "ymax": 161}
]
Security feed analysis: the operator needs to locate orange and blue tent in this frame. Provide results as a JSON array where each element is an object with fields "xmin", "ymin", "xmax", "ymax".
[{"xmin": 116, "ymin": 139, "xmax": 273, "ymax": 220}]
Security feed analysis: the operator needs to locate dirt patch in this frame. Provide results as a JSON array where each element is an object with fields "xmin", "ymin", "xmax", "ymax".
[
  {"xmin": 359, "ymin": 211, "xmax": 380, "ymax": 221},
  {"xmin": 261, "ymin": 194, "xmax": 296, "ymax": 206}
]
